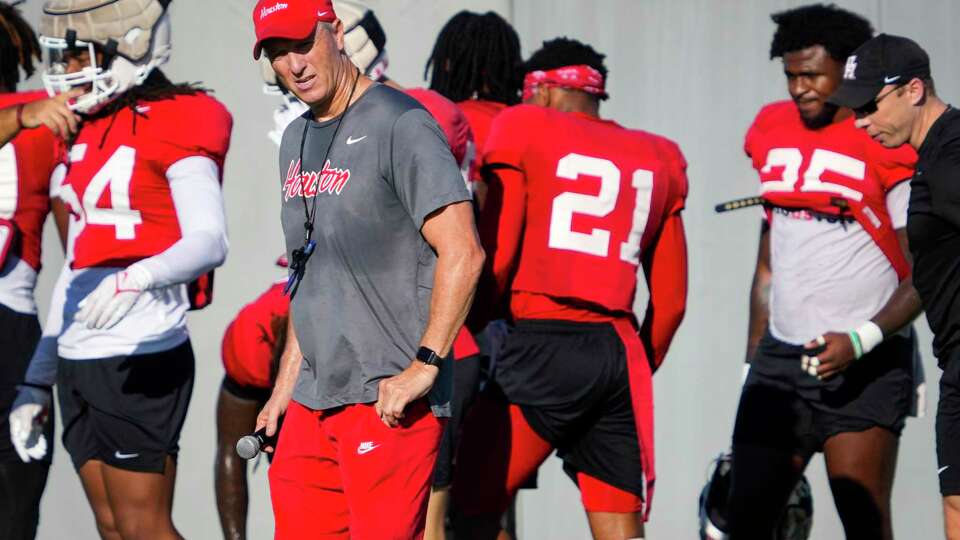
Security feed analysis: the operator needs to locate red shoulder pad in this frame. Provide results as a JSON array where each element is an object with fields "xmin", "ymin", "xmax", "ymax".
[
  {"xmin": 139, "ymin": 93, "xmax": 233, "ymax": 171},
  {"xmin": 481, "ymin": 104, "xmax": 544, "ymax": 169},
  {"xmin": 744, "ymin": 100, "xmax": 794, "ymax": 158},
  {"xmin": 868, "ymin": 137, "xmax": 917, "ymax": 190}
]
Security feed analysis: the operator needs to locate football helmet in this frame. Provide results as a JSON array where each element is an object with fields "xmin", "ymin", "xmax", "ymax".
[
  {"xmin": 39, "ymin": 0, "xmax": 172, "ymax": 113},
  {"xmin": 334, "ymin": 0, "xmax": 388, "ymax": 81},
  {"xmin": 698, "ymin": 452, "xmax": 813, "ymax": 540}
]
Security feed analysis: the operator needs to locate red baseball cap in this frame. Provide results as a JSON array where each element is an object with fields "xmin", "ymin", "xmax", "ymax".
[{"xmin": 252, "ymin": 0, "xmax": 337, "ymax": 60}]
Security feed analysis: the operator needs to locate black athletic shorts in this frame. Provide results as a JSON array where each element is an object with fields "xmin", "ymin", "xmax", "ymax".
[
  {"xmin": 734, "ymin": 330, "xmax": 915, "ymax": 456},
  {"xmin": 0, "ymin": 304, "xmax": 51, "ymax": 464},
  {"xmin": 57, "ymin": 340, "xmax": 195, "ymax": 473},
  {"xmin": 493, "ymin": 319, "xmax": 643, "ymax": 497},
  {"xmin": 937, "ymin": 349, "xmax": 960, "ymax": 495},
  {"xmin": 221, "ymin": 373, "xmax": 272, "ymax": 403},
  {"xmin": 433, "ymin": 353, "xmax": 482, "ymax": 488}
]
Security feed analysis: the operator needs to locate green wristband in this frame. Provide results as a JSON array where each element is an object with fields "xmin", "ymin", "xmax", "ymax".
[{"xmin": 848, "ymin": 331, "xmax": 864, "ymax": 360}]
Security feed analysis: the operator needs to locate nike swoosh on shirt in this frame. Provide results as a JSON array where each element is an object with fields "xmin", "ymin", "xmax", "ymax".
[
  {"xmin": 346, "ymin": 135, "xmax": 367, "ymax": 145},
  {"xmin": 357, "ymin": 444, "xmax": 381, "ymax": 455},
  {"xmin": 940, "ymin": 465, "xmax": 950, "ymax": 474},
  {"xmin": 114, "ymin": 451, "xmax": 140, "ymax": 460}
]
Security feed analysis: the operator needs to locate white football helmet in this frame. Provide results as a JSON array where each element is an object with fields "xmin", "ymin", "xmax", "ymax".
[
  {"xmin": 39, "ymin": 0, "xmax": 172, "ymax": 113},
  {"xmin": 334, "ymin": 0, "xmax": 388, "ymax": 81}
]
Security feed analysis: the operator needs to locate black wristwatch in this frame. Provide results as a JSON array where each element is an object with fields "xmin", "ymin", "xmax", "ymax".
[{"xmin": 416, "ymin": 346, "xmax": 443, "ymax": 367}]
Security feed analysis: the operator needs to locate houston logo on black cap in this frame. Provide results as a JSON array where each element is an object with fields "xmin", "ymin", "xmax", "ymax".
[{"xmin": 843, "ymin": 56, "xmax": 858, "ymax": 80}]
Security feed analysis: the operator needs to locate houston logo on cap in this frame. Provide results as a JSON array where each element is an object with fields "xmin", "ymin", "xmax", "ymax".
[
  {"xmin": 260, "ymin": 2, "xmax": 288, "ymax": 20},
  {"xmin": 843, "ymin": 55, "xmax": 858, "ymax": 80}
]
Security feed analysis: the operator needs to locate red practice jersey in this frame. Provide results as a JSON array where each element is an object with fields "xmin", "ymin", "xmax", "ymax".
[
  {"xmin": 458, "ymin": 99, "xmax": 505, "ymax": 152},
  {"xmin": 458, "ymin": 99, "xmax": 506, "ymax": 182},
  {"xmin": 405, "ymin": 88, "xmax": 473, "ymax": 169},
  {"xmin": 59, "ymin": 93, "xmax": 232, "ymax": 270},
  {"xmin": 482, "ymin": 105, "xmax": 688, "ymax": 321},
  {"xmin": 222, "ymin": 281, "xmax": 290, "ymax": 390},
  {"xmin": 745, "ymin": 100, "xmax": 916, "ymax": 278},
  {"xmin": 0, "ymin": 91, "xmax": 62, "ymax": 270}
]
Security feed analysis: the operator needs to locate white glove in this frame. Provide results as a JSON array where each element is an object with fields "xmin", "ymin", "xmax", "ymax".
[
  {"xmin": 76, "ymin": 264, "xmax": 153, "ymax": 330},
  {"xmin": 9, "ymin": 385, "xmax": 52, "ymax": 463}
]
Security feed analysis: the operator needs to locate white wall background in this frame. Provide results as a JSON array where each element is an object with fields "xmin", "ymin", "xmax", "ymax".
[{"xmin": 14, "ymin": 1, "xmax": 960, "ymax": 538}]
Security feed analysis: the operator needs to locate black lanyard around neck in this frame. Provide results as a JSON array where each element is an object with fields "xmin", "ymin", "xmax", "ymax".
[{"xmin": 285, "ymin": 66, "xmax": 361, "ymax": 297}]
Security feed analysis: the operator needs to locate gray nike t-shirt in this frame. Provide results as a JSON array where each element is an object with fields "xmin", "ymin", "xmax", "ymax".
[{"xmin": 278, "ymin": 83, "xmax": 469, "ymax": 416}]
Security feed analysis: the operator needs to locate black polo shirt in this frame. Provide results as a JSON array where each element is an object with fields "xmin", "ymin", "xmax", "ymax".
[{"xmin": 907, "ymin": 106, "xmax": 960, "ymax": 364}]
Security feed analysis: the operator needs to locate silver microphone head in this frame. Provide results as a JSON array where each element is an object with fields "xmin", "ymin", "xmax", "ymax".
[{"xmin": 236, "ymin": 435, "xmax": 261, "ymax": 460}]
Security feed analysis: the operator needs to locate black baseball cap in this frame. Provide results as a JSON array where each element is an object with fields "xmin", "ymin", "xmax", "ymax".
[{"xmin": 829, "ymin": 33, "xmax": 931, "ymax": 109}]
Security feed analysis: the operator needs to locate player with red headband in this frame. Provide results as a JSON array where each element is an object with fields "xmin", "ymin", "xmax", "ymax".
[{"xmin": 452, "ymin": 38, "xmax": 689, "ymax": 539}]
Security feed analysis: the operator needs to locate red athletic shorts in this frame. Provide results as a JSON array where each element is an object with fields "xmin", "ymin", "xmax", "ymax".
[{"xmin": 269, "ymin": 399, "xmax": 445, "ymax": 539}]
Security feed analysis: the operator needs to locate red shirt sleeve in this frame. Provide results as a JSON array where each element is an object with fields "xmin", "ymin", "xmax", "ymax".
[
  {"xmin": 640, "ymin": 212, "xmax": 688, "ymax": 370},
  {"xmin": 662, "ymin": 139, "xmax": 689, "ymax": 216}
]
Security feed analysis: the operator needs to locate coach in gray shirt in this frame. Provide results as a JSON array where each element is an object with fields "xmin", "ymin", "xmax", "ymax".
[{"xmin": 251, "ymin": 1, "xmax": 484, "ymax": 537}]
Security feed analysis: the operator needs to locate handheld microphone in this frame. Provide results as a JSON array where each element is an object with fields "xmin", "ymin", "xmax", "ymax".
[{"xmin": 236, "ymin": 427, "xmax": 277, "ymax": 460}]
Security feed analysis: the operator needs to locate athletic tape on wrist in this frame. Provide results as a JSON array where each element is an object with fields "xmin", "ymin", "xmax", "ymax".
[{"xmin": 855, "ymin": 321, "xmax": 884, "ymax": 357}]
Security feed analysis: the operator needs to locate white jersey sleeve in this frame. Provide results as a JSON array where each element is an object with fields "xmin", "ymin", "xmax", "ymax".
[
  {"xmin": 886, "ymin": 181, "xmax": 910, "ymax": 230},
  {"xmin": 133, "ymin": 156, "xmax": 228, "ymax": 288}
]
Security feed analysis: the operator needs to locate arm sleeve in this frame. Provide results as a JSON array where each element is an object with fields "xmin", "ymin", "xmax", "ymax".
[
  {"xmin": 664, "ymin": 142, "xmax": 689, "ymax": 216},
  {"xmin": 133, "ymin": 156, "xmax": 229, "ymax": 288},
  {"xmin": 479, "ymin": 166, "xmax": 526, "ymax": 298},
  {"xmin": 22, "ymin": 262, "xmax": 71, "ymax": 387},
  {"xmin": 639, "ymin": 212, "xmax": 688, "ymax": 371},
  {"xmin": 389, "ymin": 108, "xmax": 471, "ymax": 229}
]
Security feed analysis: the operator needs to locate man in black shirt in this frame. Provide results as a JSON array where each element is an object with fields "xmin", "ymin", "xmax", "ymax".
[{"xmin": 831, "ymin": 33, "xmax": 960, "ymax": 537}]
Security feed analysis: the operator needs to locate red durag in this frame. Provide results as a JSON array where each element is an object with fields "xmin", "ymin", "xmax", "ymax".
[{"xmin": 522, "ymin": 64, "xmax": 608, "ymax": 101}]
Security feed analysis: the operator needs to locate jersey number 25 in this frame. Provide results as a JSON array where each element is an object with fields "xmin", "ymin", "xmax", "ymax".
[{"xmin": 760, "ymin": 147, "xmax": 866, "ymax": 201}]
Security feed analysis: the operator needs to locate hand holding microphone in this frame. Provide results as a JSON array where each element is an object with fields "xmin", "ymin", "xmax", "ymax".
[
  {"xmin": 245, "ymin": 387, "xmax": 291, "ymax": 458},
  {"xmin": 235, "ymin": 427, "xmax": 278, "ymax": 459}
]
